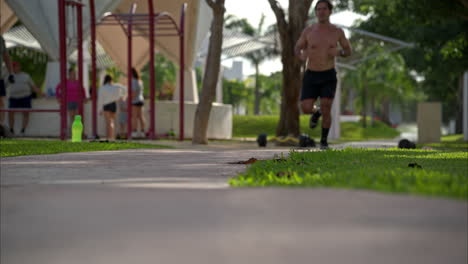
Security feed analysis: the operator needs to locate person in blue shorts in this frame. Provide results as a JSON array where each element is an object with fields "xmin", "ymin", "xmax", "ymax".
[{"xmin": 7, "ymin": 61, "xmax": 43, "ymax": 135}]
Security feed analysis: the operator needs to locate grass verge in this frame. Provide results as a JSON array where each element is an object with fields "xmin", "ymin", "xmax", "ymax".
[
  {"xmin": 233, "ymin": 115, "xmax": 399, "ymax": 140},
  {"xmin": 0, "ymin": 139, "xmax": 171, "ymax": 157},
  {"xmin": 419, "ymin": 134, "xmax": 468, "ymax": 151},
  {"xmin": 229, "ymin": 148, "xmax": 468, "ymax": 200}
]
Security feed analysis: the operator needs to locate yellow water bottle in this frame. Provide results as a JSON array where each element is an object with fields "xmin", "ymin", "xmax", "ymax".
[{"xmin": 71, "ymin": 115, "xmax": 83, "ymax": 142}]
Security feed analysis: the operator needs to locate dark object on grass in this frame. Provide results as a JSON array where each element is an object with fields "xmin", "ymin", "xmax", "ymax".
[
  {"xmin": 228, "ymin": 157, "xmax": 258, "ymax": 164},
  {"xmin": 398, "ymin": 139, "xmax": 416, "ymax": 149},
  {"xmin": 90, "ymin": 139, "xmax": 110, "ymax": 143},
  {"xmin": 408, "ymin": 162, "xmax": 422, "ymax": 169},
  {"xmin": 299, "ymin": 134, "xmax": 316, "ymax": 148},
  {"xmin": 257, "ymin": 134, "xmax": 267, "ymax": 147},
  {"xmin": 0, "ymin": 124, "xmax": 12, "ymax": 138},
  {"xmin": 276, "ymin": 171, "xmax": 291, "ymax": 179}
]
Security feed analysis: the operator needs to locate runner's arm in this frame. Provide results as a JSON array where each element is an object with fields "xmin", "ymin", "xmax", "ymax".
[
  {"xmin": 338, "ymin": 28, "xmax": 352, "ymax": 57},
  {"xmin": 295, "ymin": 28, "xmax": 308, "ymax": 60}
]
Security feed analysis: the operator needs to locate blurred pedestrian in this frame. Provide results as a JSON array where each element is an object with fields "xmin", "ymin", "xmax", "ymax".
[
  {"xmin": 131, "ymin": 68, "xmax": 146, "ymax": 138},
  {"xmin": 7, "ymin": 61, "xmax": 43, "ymax": 135},
  {"xmin": 55, "ymin": 68, "xmax": 87, "ymax": 133},
  {"xmin": 98, "ymin": 74, "xmax": 126, "ymax": 140}
]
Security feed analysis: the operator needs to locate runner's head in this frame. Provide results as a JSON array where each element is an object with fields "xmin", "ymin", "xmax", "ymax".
[{"xmin": 315, "ymin": 0, "xmax": 333, "ymax": 23}]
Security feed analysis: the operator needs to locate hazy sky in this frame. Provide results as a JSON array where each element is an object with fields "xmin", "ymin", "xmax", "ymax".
[{"xmin": 225, "ymin": 0, "xmax": 289, "ymax": 29}]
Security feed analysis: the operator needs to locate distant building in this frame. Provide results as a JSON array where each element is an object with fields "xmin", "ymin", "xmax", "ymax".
[{"xmin": 223, "ymin": 60, "xmax": 244, "ymax": 81}]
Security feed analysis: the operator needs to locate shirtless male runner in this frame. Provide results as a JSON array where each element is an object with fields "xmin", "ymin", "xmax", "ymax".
[{"xmin": 295, "ymin": 0, "xmax": 352, "ymax": 149}]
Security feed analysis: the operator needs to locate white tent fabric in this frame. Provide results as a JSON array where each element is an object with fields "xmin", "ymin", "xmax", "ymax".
[
  {"xmin": 2, "ymin": 0, "xmax": 212, "ymax": 102},
  {"xmin": 4, "ymin": 0, "xmax": 122, "ymax": 60},
  {"xmin": 96, "ymin": 0, "xmax": 211, "ymax": 102},
  {"xmin": 0, "ymin": 0, "xmax": 17, "ymax": 34},
  {"xmin": 97, "ymin": 0, "xmax": 211, "ymax": 72}
]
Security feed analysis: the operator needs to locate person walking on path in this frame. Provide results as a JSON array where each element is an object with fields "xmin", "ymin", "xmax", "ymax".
[
  {"xmin": 295, "ymin": 0, "xmax": 352, "ymax": 149},
  {"xmin": 98, "ymin": 74, "xmax": 126, "ymax": 140},
  {"xmin": 7, "ymin": 61, "xmax": 43, "ymax": 135},
  {"xmin": 0, "ymin": 35, "xmax": 15, "ymax": 126},
  {"xmin": 131, "ymin": 68, "xmax": 146, "ymax": 138}
]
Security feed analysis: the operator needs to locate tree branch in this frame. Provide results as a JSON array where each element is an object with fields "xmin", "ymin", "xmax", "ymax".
[
  {"xmin": 205, "ymin": 0, "xmax": 216, "ymax": 9},
  {"xmin": 457, "ymin": 0, "xmax": 468, "ymax": 9},
  {"xmin": 267, "ymin": 0, "xmax": 288, "ymax": 31},
  {"xmin": 205, "ymin": 0, "xmax": 225, "ymax": 12}
]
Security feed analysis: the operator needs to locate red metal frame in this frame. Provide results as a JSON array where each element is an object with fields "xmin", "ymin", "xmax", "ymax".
[
  {"xmin": 77, "ymin": 4, "xmax": 84, "ymax": 120},
  {"xmin": 179, "ymin": 4, "xmax": 186, "ymax": 141},
  {"xmin": 1, "ymin": 109, "xmax": 61, "ymax": 113},
  {"xmin": 58, "ymin": 0, "xmax": 67, "ymax": 140},
  {"xmin": 148, "ymin": 0, "xmax": 156, "ymax": 140},
  {"xmin": 127, "ymin": 4, "xmax": 136, "ymax": 139},
  {"xmin": 92, "ymin": 2, "xmax": 187, "ymax": 140},
  {"xmin": 57, "ymin": 0, "xmax": 85, "ymax": 140},
  {"xmin": 3, "ymin": 1, "xmax": 187, "ymax": 141},
  {"xmin": 89, "ymin": 0, "xmax": 97, "ymax": 138}
]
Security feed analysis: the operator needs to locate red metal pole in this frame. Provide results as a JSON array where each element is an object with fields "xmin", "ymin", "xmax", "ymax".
[
  {"xmin": 127, "ymin": 4, "xmax": 137, "ymax": 139},
  {"xmin": 148, "ymin": 0, "xmax": 156, "ymax": 139},
  {"xmin": 77, "ymin": 3, "xmax": 84, "ymax": 122},
  {"xmin": 89, "ymin": 0, "xmax": 97, "ymax": 138},
  {"xmin": 58, "ymin": 0, "xmax": 67, "ymax": 140},
  {"xmin": 179, "ymin": 4, "xmax": 186, "ymax": 141}
]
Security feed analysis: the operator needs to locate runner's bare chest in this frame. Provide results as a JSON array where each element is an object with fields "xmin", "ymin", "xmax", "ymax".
[{"xmin": 305, "ymin": 26, "xmax": 340, "ymax": 52}]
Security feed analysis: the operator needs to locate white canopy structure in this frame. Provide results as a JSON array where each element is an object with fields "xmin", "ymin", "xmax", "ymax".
[
  {"xmin": 1, "ymin": 0, "xmax": 235, "ymax": 141},
  {"xmin": 1, "ymin": 0, "xmax": 212, "ymax": 102}
]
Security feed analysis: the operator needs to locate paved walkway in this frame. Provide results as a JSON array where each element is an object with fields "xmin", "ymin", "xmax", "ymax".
[{"xmin": 1, "ymin": 140, "xmax": 467, "ymax": 264}]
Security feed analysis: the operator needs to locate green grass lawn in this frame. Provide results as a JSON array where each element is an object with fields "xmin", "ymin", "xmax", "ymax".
[
  {"xmin": 0, "ymin": 139, "xmax": 171, "ymax": 157},
  {"xmin": 233, "ymin": 115, "xmax": 399, "ymax": 141},
  {"xmin": 420, "ymin": 134, "xmax": 468, "ymax": 151},
  {"xmin": 229, "ymin": 147, "xmax": 468, "ymax": 200}
]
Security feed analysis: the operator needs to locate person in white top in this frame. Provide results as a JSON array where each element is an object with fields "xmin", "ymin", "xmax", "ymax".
[
  {"xmin": 98, "ymin": 75, "xmax": 126, "ymax": 140},
  {"xmin": 131, "ymin": 68, "xmax": 146, "ymax": 138},
  {"xmin": 7, "ymin": 61, "xmax": 43, "ymax": 135}
]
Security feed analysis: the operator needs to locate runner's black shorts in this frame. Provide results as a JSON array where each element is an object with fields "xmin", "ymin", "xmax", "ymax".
[{"xmin": 300, "ymin": 68, "xmax": 337, "ymax": 100}]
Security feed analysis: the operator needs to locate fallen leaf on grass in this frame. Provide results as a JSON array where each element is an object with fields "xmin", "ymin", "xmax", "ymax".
[
  {"xmin": 273, "ymin": 158, "xmax": 287, "ymax": 162},
  {"xmin": 408, "ymin": 162, "xmax": 422, "ymax": 169},
  {"xmin": 228, "ymin": 158, "xmax": 258, "ymax": 164},
  {"xmin": 276, "ymin": 171, "xmax": 291, "ymax": 179}
]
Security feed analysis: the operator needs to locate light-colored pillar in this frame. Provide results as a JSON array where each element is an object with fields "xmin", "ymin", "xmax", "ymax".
[
  {"xmin": 44, "ymin": 61, "xmax": 60, "ymax": 96},
  {"xmin": 216, "ymin": 66, "xmax": 224, "ymax": 103},
  {"xmin": 174, "ymin": 68, "xmax": 199, "ymax": 103},
  {"xmin": 329, "ymin": 67, "xmax": 341, "ymax": 140},
  {"xmin": 82, "ymin": 40, "xmax": 90, "ymax": 98},
  {"xmin": 417, "ymin": 102, "xmax": 441, "ymax": 143},
  {"xmin": 463, "ymin": 71, "xmax": 468, "ymax": 141}
]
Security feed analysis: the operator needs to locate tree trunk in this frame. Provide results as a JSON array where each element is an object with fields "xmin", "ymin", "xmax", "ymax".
[
  {"xmin": 455, "ymin": 73, "xmax": 464, "ymax": 134},
  {"xmin": 362, "ymin": 79, "xmax": 367, "ymax": 128},
  {"xmin": 192, "ymin": 0, "xmax": 225, "ymax": 144},
  {"xmin": 254, "ymin": 63, "xmax": 261, "ymax": 115},
  {"xmin": 268, "ymin": 0, "xmax": 313, "ymax": 137},
  {"xmin": 227, "ymin": 82, "xmax": 232, "ymax": 105},
  {"xmin": 370, "ymin": 95, "xmax": 375, "ymax": 127},
  {"xmin": 381, "ymin": 98, "xmax": 392, "ymax": 126}
]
